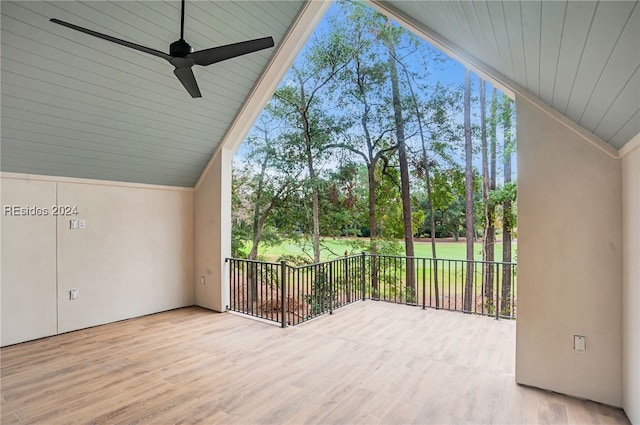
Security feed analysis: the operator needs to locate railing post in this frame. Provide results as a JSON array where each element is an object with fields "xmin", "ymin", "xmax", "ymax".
[
  {"xmin": 422, "ymin": 258, "xmax": 426, "ymax": 310},
  {"xmin": 361, "ymin": 252, "xmax": 366, "ymax": 301},
  {"xmin": 225, "ymin": 258, "xmax": 230, "ymax": 311},
  {"xmin": 281, "ymin": 260, "xmax": 287, "ymax": 328},
  {"xmin": 345, "ymin": 253, "xmax": 351, "ymax": 304},
  {"xmin": 495, "ymin": 263, "xmax": 500, "ymax": 321},
  {"xmin": 328, "ymin": 264, "xmax": 333, "ymax": 315}
]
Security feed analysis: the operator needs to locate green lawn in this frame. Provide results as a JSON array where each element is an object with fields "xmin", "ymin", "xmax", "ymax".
[
  {"xmin": 240, "ymin": 237, "xmax": 517, "ymax": 318},
  {"xmin": 256, "ymin": 238, "xmax": 517, "ymax": 263}
]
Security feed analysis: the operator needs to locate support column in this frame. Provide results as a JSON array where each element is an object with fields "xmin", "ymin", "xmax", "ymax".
[{"xmin": 194, "ymin": 146, "xmax": 232, "ymax": 312}]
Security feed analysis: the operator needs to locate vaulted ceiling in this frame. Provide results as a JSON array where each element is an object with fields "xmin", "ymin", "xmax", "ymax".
[
  {"xmin": 382, "ymin": 0, "xmax": 639, "ymax": 151},
  {"xmin": 1, "ymin": 1, "xmax": 305, "ymax": 186},
  {"xmin": 1, "ymin": 1, "xmax": 638, "ymax": 187}
]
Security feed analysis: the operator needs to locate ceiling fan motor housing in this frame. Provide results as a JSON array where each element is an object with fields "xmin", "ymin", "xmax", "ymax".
[{"xmin": 170, "ymin": 39, "xmax": 193, "ymax": 57}]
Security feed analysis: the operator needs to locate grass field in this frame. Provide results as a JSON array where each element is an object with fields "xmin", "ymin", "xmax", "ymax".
[
  {"xmin": 235, "ymin": 237, "xmax": 517, "ymax": 319},
  {"xmin": 256, "ymin": 238, "xmax": 517, "ymax": 263}
]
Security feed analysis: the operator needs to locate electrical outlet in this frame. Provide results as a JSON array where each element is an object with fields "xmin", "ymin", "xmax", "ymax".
[
  {"xmin": 78, "ymin": 219, "xmax": 86, "ymax": 229},
  {"xmin": 69, "ymin": 289, "xmax": 79, "ymax": 300},
  {"xmin": 574, "ymin": 335, "xmax": 586, "ymax": 352},
  {"xmin": 200, "ymin": 276, "xmax": 205, "ymax": 284}
]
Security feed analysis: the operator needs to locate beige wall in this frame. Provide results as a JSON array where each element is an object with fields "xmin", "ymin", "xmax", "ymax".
[
  {"xmin": 622, "ymin": 144, "xmax": 640, "ymax": 423},
  {"xmin": 515, "ymin": 96, "xmax": 623, "ymax": 406},
  {"xmin": 1, "ymin": 174, "xmax": 194, "ymax": 346},
  {"xmin": 1, "ymin": 179, "xmax": 58, "ymax": 345},
  {"xmin": 194, "ymin": 147, "xmax": 232, "ymax": 312}
]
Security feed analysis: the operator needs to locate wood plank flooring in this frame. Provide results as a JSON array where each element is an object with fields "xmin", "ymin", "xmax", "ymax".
[{"xmin": 1, "ymin": 302, "xmax": 631, "ymax": 424}]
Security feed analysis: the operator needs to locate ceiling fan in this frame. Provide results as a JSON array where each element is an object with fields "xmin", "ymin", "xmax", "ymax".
[{"xmin": 50, "ymin": 0, "xmax": 274, "ymax": 98}]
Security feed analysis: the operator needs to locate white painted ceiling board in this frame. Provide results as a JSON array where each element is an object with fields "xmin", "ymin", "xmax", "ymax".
[
  {"xmin": 1, "ymin": 0, "xmax": 305, "ymax": 186},
  {"xmin": 485, "ymin": 1, "xmax": 515, "ymax": 79},
  {"xmin": 537, "ymin": 1, "xmax": 567, "ymax": 106},
  {"xmin": 2, "ymin": 0, "xmax": 639, "ymax": 187},
  {"xmin": 502, "ymin": 1, "xmax": 528, "ymax": 86},
  {"xmin": 386, "ymin": 0, "xmax": 640, "ymax": 150},
  {"xmin": 578, "ymin": 4, "xmax": 639, "ymax": 137},
  {"xmin": 552, "ymin": 1, "xmax": 598, "ymax": 113},
  {"xmin": 593, "ymin": 69, "xmax": 640, "ymax": 142},
  {"xmin": 563, "ymin": 2, "xmax": 637, "ymax": 124},
  {"xmin": 611, "ymin": 110, "xmax": 640, "ymax": 147},
  {"xmin": 520, "ymin": 1, "xmax": 542, "ymax": 95}
]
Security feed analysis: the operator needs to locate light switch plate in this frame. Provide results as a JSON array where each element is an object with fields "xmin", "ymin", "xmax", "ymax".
[
  {"xmin": 70, "ymin": 219, "xmax": 78, "ymax": 229},
  {"xmin": 574, "ymin": 335, "xmax": 586, "ymax": 352}
]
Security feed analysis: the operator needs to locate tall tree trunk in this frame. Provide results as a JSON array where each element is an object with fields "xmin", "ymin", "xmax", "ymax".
[
  {"xmin": 386, "ymin": 38, "xmax": 415, "ymax": 300},
  {"xmin": 501, "ymin": 97, "xmax": 513, "ymax": 315},
  {"xmin": 248, "ymin": 137, "xmax": 270, "ymax": 262},
  {"xmin": 367, "ymin": 162, "xmax": 379, "ymax": 297},
  {"xmin": 357, "ymin": 65, "xmax": 379, "ymax": 296},
  {"xmin": 400, "ymin": 62, "xmax": 438, "ymax": 308},
  {"xmin": 297, "ymin": 74, "xmax": 321, "ymax": 263},
  {"xmin": 424, "ymin": 154, "xmax": 439, "ymax": 307},
  {"xmin": 484, "ymin": 87, "xmax": 498, "ymax": 306},
  {"xmin": 480, "ymin": 80, "xmax": 494, "ymax": 306},
  {"xmin": 247, "ymin": 144, "xmax": 270, "ymax": 305},
  {"xmin": 463, "ymin": 69, "xmax": 474, "ymax": 312}
]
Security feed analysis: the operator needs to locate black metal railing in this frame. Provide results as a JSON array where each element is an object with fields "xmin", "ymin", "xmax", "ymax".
[{"xmin": 227, "ymin": 253, "xmax": 516, "ymax": 327}]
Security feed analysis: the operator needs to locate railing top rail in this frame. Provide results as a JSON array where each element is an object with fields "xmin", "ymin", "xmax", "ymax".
[
  {"xmin": 288, "ymin": 254, "xmax": 364, "ymax": 270},
  {"xmin": 225, "ymin": 257, "xmax": 281, "ymax": 267},
  {"xmin": 227, "ymin": 254, "xmax": 515, "ymax": 268},
  {"xmin": 366, "ymin": 254, "xmax": 516, "ymax": 266}
]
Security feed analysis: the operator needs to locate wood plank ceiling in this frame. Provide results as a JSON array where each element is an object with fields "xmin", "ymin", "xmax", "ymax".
[
  {"xmin": 385, "ymin": 0, "xmax": 639, "ymax": 151},
  {"xmin": 1, "ymin": 1, "xmax": 304, "ymax": 186},
  {"xmin": 1, "ymin": 1, "xmax": 638, "ymax": 187}
]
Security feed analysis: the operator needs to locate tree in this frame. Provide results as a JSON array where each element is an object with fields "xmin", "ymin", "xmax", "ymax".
[
  {"xmin": 480, "ymin": 80, "xmax": 497, "ymax": 305},
  {"xmin": 244, "ymin": 125, "xmax": 300, "ymax": 261},
  {"xmin": 271, "ymin": 32, "xmax": 351, "ymax": 262},
  {"xmin": 384, "ymin": 21, "xmax": 416, "ymax": 298},
  {"xmin": 501, "ymin": 96, "xmax": 516, "ymax": 315},
  {"xmin": 232, "ymin": 113, "xmax": 305, "ymax": 304},
  {"xmin": 322, "ymin": 4, "xmax": 397, "ymax": 294},
  {"xmin": 463, "ymin": 69, "xmax": 474, "ymax": 312}
]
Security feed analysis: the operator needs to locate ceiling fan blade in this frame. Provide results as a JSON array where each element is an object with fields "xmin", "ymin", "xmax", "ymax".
[
  {"xmin": 50, "ymin": 18, "xmax": 171, "ymax": 62},
  {"xmin": 174, "ymin": 67, "xmax": 202, "ymax": 98},
  {"xmin": 188, "ymin": 37, "xmax": 274, "ymax": 67}
]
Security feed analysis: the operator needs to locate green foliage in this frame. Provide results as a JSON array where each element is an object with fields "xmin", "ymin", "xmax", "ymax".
[
  {"xmin": 277, "ymin": 254, "xmax": 310, "ymax": 267},
  {"xmin": 491, "ymin": 182, "xmax": 518, "ymax": 231},
  {"xmin": 231, "ymin": 0, "xmax": 517, "ymax": 262},
  {"xmin": 303, "ymin": 270, "xmax": 335, "ymax": 315}
]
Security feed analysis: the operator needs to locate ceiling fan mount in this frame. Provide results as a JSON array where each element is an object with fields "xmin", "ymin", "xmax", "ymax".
[
  {"xmin": 50, "ymin": 0, "xmax": 274, "ymax": 98},
  {"xmin": 170, "ymin": 39, "xmax": 193, "ymax": 58}
]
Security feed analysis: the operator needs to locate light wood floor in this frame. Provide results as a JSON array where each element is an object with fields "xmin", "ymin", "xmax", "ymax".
[{"xmin": 1, "ymin": 302, "xmax": 630, "ymax": 425}]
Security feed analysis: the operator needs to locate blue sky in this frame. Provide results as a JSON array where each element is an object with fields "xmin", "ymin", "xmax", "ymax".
[{"xmin": 235, "ymin": 1, "xmax": 516, "ymax": 180}]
